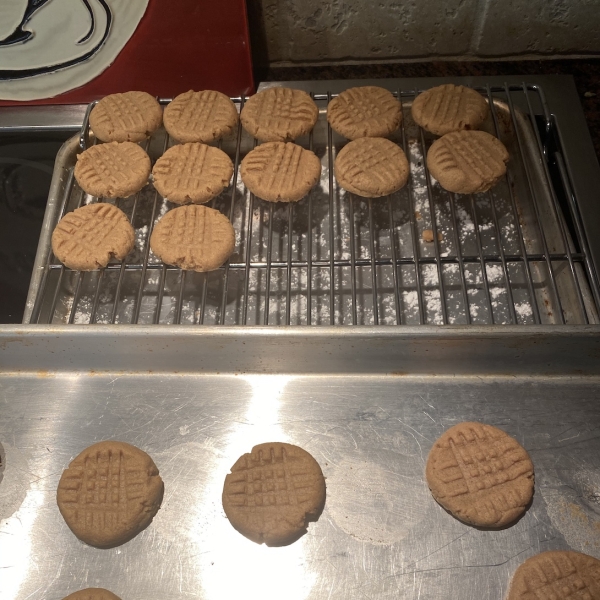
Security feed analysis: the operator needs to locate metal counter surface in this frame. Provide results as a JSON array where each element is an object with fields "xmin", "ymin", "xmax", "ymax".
[{"xmin": 1, "ymin": 338, "xmax": 600, "ymax": 599}]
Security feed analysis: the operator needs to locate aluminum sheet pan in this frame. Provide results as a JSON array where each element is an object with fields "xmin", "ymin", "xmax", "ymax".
[
  {"xmin": 1, "ymin": 327, "xmax": 600, "ymax": 600},
  {"xmin": 24, "ymin": 78, "xmax": 600, "ymax": 326}
]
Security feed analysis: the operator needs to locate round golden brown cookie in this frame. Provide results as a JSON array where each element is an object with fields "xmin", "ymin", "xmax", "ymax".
[
  {"xmin": 507, "ymin": 551, "xmax": 600, "ymax": 600},
  {"xmin": 327, "ymin": 86, "xmax": 402, "ymax": 140},
  {"xmin": 412, "ymin": 84, "xmax": 489, "ymax": 136},
  {"xmin": 163, "ymin": 90, "xmax": 238, "ymax": 143},
  {"xmin": 51, "ymin": 203, "xmax": 134, "ymax": 271},
  {"xmin": 427, "ymin": 130, "xmax": 509, "ymax": 194},
  {"xmin": 426, "ymin": 422, "xmax": 534, "ymax": 528},
  {"xmin": 57, "ymin": 440, "xmax": 164, "ymax": 548},
  {"xmin": 74, "ymin": 141, "xmax": 151, "ymax": 199},
  {"xmin": 150, "ymin": 205, "xmax": 235, "ymax": 272},
  {"xmin": 240, "ymin": 87, "xmax": 318, "ymax": 142},
  {"xmin": 152, "ymin": 142, "xmax": 234, "ymax": 204},
  {"xmin": 334, "ymin": 137, "xmax": 409, "ymax": 197},
  {"xmin": 89, "ymin": 91, "xmax": 162, "ymax": 143},
  {"xmin": 63, "ymin": 588, "xmax": 121, "ymax": 600},
  {"xmin": 240, "ymin": 141, "xmax": 321, "ymax": 202},
  {"xmin": 222, "ymin": 442, "xmax": 326, "ymax": 546}
]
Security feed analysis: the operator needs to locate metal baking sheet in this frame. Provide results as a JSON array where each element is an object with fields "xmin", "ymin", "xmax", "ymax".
[
  {"xmin": 24, "ymin": 77, "xmax": 600, "ymax": 326},
  {"xmin": 1, "ymin": 327, "xmax": 600, "ymax": 600}
]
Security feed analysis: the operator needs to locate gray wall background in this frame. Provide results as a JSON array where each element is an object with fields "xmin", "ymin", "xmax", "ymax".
[{"xmin": 249, "ymin": 0, "xmax": 600, "ymax": 67}]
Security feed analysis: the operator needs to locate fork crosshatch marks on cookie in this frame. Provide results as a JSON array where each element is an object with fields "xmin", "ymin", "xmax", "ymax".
[
  {"xmin": 222, "ymin": 443, "xmax": 326, "ymax": 546},
  {"xmin": 57, "ymin": 441, "xmax": 164, "ymax": 548},
  {"xmin": 426, "ymin": 422, "xmax": 534, "ymax": 528},
  {"xmin": 507, "ymin": 551, "xmax": 600, "ymax": 600}
]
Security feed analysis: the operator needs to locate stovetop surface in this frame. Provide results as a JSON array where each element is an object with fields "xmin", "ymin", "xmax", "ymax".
[{"xmin": 0, "ymin": 131, "xmax": 72, "ymax": 322}]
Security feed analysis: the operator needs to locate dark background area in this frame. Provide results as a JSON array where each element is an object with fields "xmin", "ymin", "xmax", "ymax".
[{"xmin": 0, "ymin": 132, "xmax": 72, "ymax": 322}]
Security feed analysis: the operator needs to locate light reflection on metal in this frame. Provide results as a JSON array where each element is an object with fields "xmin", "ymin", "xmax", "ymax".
[
  {"xmin": 192, "ymin": 375, "xmax": 316, "ymax": 600},
  {"xmin": 0, "ymin": 374, "xmax": 84, "ymax": 599},
  {"xmin": 3, "ymin": 327, "xmax": 600, "ymax": 598},
  {"xmin": 0, "ymin": 479, "xmax": 45, "ymax": 597}
]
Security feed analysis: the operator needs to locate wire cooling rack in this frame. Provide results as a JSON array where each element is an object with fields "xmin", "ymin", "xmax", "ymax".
[{"xmin": 28, "ymin": 83, "xmax": 600, "ymax": 325}]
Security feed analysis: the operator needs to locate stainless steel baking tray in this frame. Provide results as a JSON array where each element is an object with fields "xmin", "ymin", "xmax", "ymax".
[
  {"xmin": 1, "ymin": 326, "xmax": 600, "ymax": 600},
  {"xmin": 5, "ymin": 75, "xmax": 600, "ymax": 600},
  {"xmin": 24, "ymin": 77, "xmax": 600, "ymax": 325}
]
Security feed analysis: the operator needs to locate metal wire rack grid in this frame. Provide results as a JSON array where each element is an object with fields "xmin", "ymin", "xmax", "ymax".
[{"xmin": 29, "ymin": 84, "xmax": 600, "ymax": 326}]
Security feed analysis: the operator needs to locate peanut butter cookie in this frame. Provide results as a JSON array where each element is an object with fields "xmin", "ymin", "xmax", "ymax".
[
  {"xmin": 150, "ymin": 204, "xmax": 235, "ymax": 271},
  {"xmin": 241, "ymin": 87, "xmax": 318, "ymax": 142},
  {"xmin": 426, "ymin": 422, "xmax": 534, "ymax": 527},
  {"xmin": 89, "ymin": 91, "xmax": 162, "ymax": 143},
  {"xmin": 427, "ymin": 130, "xmax": 509, "ymax": 194},
  {"xmin": 52, "ymin": 203, "xmax": 134, "ymax": 271},
  {"xmin": 152, "ymin": 142, "xmax": 233, "ymax": 204},
  {"xmin": 507, "ymin": 551, "xmax": 600, "ymax": 600},
  {"xmin": 57, "ymin": 441, "xmax": 164, "ymax": 548},
  {"xmin": 222, "ymin": 442, "xmax": 326, "ymax": 546},
  {"xmin": 74, "ymin": 141, "xmax": 150, "ymax": 199},
  {"xmin": 164, "ymin": 90, "xmax": 238, "ymax": 143},
  {"xmin": 327, "ymin": 86, "xmax": 401, "ymax": 140},
  {"xmin": 412, "ymin": 84, "xmax": 489, "ymax": 136},
  {"xmin": 240, "ymin": 141, "xmax": 321, "ymax": 202},
  {"xmin": 335, "ymin": 137, "xmax": 409, "ymax": 197}
]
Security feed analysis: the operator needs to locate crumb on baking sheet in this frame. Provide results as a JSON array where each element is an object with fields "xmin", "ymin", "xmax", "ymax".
[{"xmin": 422, "ymin": 229, "xmax": 443, "ymax": 243}]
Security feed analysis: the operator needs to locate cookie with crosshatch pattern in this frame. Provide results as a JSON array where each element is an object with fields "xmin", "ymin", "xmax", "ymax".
[
  {"xmin": 240, "ymin": 87, "xmax": 318, "ymax": 142},
  {"xmin": 62, "ymin": 589, "xmax": 122, "ymax": 600},
  {"xmin": 152, "ymin": 142, "xmax": 234, "ymax": 204},
  {"xmin": 150, "ymin": 204, "xmax": 235, "ymax": 272},
  {"xmin": 51, "ymin": 203, "xmax": 134, "ymax": 271},
  {"xmin": 427, "ymin": 130, "xmax": 509, "ymax": 194},
  {"xmin": 74, "ymin": 141, "xmax": 151, "ymax": 199},
  {"xmin": 334, "ymin": 137, "xmax": 409, "ymax": 197},
  {"xmin": 240, "ymin": 141, "xmax": 321, "ymax": 202},
  {"xmin": 327, "ymin": 85, "xmax": 402, "ymax": 140},
  {"xmin": 507, "ymin": 551, "xmax": 600, "ymax": 600},
  {"xmin": 57, "ymin": 441, "xmax": 164, "ymax": 548},
  {"xmin": 412, "ymin": 84, "xmax": 489, "ymax": 136},
  {"xmin": 89, "ymin": 91, "xmax": 162, "ymax": 143},
  {"xmin": 426, "ymin": 422, "xmax": 534, "ymax": 527},
  {"xmin": 163, "ymin": 90, "xmax": 239, "ymax": 143},
  {"xmin": 222, "ymin": 442, "xmax": 326, "ymax": 546}
]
